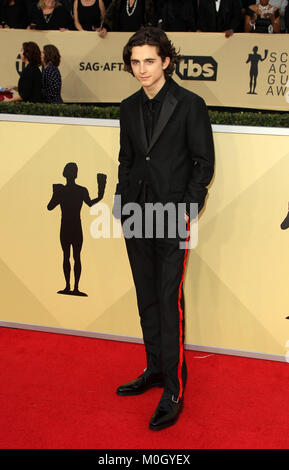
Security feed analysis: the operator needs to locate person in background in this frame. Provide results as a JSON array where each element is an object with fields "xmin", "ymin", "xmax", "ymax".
[
  {"xmin": 285, "ymin": 0, "xmax": 289, "ymax": 30},
  {"xmin": 245, "ymin": 0, "xmax": 280, "ymax": 32},
  {"xmin": 156, "ymin": 0, "xmax": 196, "ymax": 32},
  {"xmin": 241, "ymin": 0, "xmax": 256, "ymax": 30},
  {"xmin": 197, "ymin": 0, "xmax": 242, "ymax": 37},
  {"xmin": 0, "ymin": 0, "xmax": 28, "ymax": 28},
  {"xmin": 113, "ymin": 26, "xmax": 214, "ymax": 432},
  {"xmin": 28, "ymin": 0, "xmax": 73, "ymax": 30},
  {"xmin": 73, "ymin": 0, "xmax": 105, "ymax": 31},
  {"xmin": 61, "ymin": 0, "xmax": 74, "ymax": 15},
  {"xmin": 256, "ymin": 0, "xmax": 287, "ymax": 31},
  {"xmin": 99, "ymin": 0, "xmax": 155, "ymax": 37},
  {"xmin": 3, "ymin": 41, "xmax": 42, "ymax": 102},
  {"xmin": 241, "ymin": 0, "xmax": 257, "ymax": 10},
  {"xmin": 24, "ymin": 0, "xmax": 38, "ymax": 17},
  {"xmin": 41, "ymin": 44, "xmax": 63, "ymax": 103}
]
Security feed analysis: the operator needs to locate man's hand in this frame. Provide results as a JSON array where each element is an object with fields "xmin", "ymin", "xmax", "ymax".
[
  {"xmin": 224, "ymin": 29, "xmax": 234, "ymax": 38},
  {"xmin": 98, "ymin": 27, "xmax": 107, "ymax": 38}
]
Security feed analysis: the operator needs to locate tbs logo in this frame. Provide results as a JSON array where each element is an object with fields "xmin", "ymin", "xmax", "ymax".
[{"xmin": 176, "ymin": 56, "xmax": 217, "ymax": 81}]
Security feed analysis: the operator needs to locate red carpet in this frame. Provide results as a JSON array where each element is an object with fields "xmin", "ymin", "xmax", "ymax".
[{"xmin": 0, "ymin": 326, "xmax": 288, "ymax": 449}]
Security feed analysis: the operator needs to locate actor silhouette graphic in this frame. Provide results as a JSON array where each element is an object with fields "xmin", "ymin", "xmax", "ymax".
[
  {"xmin": 281, "ymin": 203, "xmax": 289, "ymax": 230},
  {"xmin": 246, "ymin": 46, "xmax": 268, "ymax": 95},
  {"xmin": 47, "ymin": 163, "xmax": 107, "ymax": 296}
]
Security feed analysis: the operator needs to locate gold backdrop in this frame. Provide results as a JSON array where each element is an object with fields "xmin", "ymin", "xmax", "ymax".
[
  {"xmin": 0, "ymin": 118, "xmax": 289, "ymax": 360},
  {"xmin": 0, "ymin": 29, "xmax": 288, "ymax": 110}
]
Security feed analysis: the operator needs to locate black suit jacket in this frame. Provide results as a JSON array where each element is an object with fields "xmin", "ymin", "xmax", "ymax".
[
  {"xmin": 156, "ymin": 0, "xmax": 197, "ymax": 31},
  {"xmin": 18, "ymin": 63, "xmax": 43, "ymax": 103},
  {"xmin": 115, "ymin": 78, "xmax": 214, "ymax": 214},
  {"xmin": 29, "ymin": 4, "xmax": 73, "ymax": 30},
  {"xmin": 198, "ymin": 0, "xmax": 242, "ymax": 32}
]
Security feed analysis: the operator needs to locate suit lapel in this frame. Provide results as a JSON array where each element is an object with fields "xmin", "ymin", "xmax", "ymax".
[{"xmin": 147, "ymin": 90, "xmax": 178, "ymax": 154}]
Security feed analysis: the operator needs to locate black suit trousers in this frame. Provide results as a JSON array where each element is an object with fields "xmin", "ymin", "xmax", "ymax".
[{"xmin": 122, "ymin": 205, "xmax": 189, "ymax": 401}]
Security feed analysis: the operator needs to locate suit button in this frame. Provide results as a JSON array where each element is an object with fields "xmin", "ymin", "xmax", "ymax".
[{"xmin": 146, "ymin": 156, "xmax": 151, "ymax": 161}]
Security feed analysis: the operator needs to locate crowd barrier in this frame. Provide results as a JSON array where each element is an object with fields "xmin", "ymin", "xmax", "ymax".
[
  {"xmin": 0, "ymin": 114, "xmax": 289, "ymax": 362},
  {"xmin": 0, "ymin": 29, "xmax": 288, "ymax": 110}
]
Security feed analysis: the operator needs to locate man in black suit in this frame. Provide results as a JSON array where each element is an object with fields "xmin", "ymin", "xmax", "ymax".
[
  {"xmin": 197, "ymin": 0, "xmax": 242, "ymax": 36},
  {"xmin": 155, "ymin": 0, "xmax": 197, "ymax": 31},
  {"xmin": 113, "ymin": 27, "xmax": 214, "ymax": 431}
]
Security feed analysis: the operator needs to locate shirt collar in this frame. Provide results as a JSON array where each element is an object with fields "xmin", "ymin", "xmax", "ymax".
[{"xmin": 142, "ymin": 78, "xmax": 171, "ymax": 105}]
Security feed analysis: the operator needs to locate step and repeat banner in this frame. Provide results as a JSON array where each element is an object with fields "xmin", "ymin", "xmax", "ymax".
[
  {"xmin": 0, "ymin": 29, "xmax": 288, "ymax": 110},
  {"xmin": 0, "ymin": 118, "xmax": 289, "ymax": 359}
]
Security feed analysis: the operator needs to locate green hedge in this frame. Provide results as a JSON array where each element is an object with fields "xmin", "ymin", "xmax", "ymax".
[{"xmin": 0, "ymin": 101, "xmax": 288, "ymax": 127}]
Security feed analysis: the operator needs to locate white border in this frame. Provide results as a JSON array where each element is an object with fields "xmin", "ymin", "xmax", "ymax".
[
  {"xmin": 0, "ymin": 113, "xmax": 120, "ymax": 128},
  {"xmin": 0, "ymin": 113, "xmax": 288, "ymax": 136}
]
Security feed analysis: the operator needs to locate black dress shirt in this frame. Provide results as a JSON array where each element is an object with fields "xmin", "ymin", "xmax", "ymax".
[
  {"xmin": 142, "ymin": 78, "xmax": 170, "ymax": 146},
  {"xmin": 138, "ymin": 79, "xmax": 171, "ymax": 203}
]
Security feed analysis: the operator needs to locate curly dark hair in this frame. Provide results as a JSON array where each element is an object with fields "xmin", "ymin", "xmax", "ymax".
[
  {"xmin": 123, "ymin": 27, "xmax": 181, "ymax": 79},
  {"xmin": 43, "ymin": 44, "xmax": 61, "ymax": 67},
  {"xmin": 22, "ymin": 42, "xmax": 41, "ymax": 66}
]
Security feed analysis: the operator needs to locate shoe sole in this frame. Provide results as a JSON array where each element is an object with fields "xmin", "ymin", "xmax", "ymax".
[
  {"xmin": 116, "ymin": 382, "xmax": 164, "ymax": 396},
  {"xmin": 149, "ymin": 401, "xmax": 184, "ymax": 431}
]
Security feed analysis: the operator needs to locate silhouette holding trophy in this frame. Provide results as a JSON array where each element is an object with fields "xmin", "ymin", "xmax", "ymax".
[
  {"xmin": 281, "ymin": 203, "xmax": 289, "ymax": 231},
  {"xmin": 246, "ymin": 46, "xmax": 268, "ymax": 95},
  {"xmin": 47, "ymin": 163, "xmax": 107, "ymax": 297}
]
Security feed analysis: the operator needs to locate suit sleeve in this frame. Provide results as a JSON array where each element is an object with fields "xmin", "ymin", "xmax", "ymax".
[
  {"xmin": 229, "ymin": 0, "xmax": 242, "ymax": 31},
  {"xmin": 102, "ymin": 0, "xmax": 118, "ymax": 31},
  {"xmin": 184, "ymin": 95, "xmax": 215, "ymax": 215},
  {"xmin": 115, "ymin": 102, "xmax": 134, "ymax": 196},
  {"xmin": 18, "ymin": 69, "xmax": 34, "ymax": 102},
  {"xmin": 197, "ymin": 0, "xmax": 207, "ymax": 31}
]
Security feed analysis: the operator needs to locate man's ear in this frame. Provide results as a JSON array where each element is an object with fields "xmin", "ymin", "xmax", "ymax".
[{"xmin": 162, "ymin": 56, "xmax": 171, "ymax": 70}]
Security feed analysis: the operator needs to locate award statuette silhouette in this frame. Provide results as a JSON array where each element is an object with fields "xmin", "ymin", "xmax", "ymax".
[
  {"xmin": 281, "ymin": 203, "xmax": 289, "ymax": 231},
  {"xmin": 246, "ymin": 46, "xmax": 268, "ymax": 95},
  {"xmin": 280, "ymin": 204, "xmax": 289, "ymax": 319},
  {"xmin": 47, "ymin": 163, "xmax": 107, "ymax": 297}
]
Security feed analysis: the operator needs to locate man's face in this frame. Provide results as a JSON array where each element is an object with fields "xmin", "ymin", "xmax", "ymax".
[{"xmin": 130, "ymin": 45, "xmax": 170, "ymax": 91}]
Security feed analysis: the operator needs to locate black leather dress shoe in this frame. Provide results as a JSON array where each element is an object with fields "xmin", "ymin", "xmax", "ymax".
[
  {"xmin": 149, "ymin": 395, "xmax": 184, "ymax": 431},
  {"xmin": 116, "ymin": 372, "xmax": 164, "ymax": 396}
]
